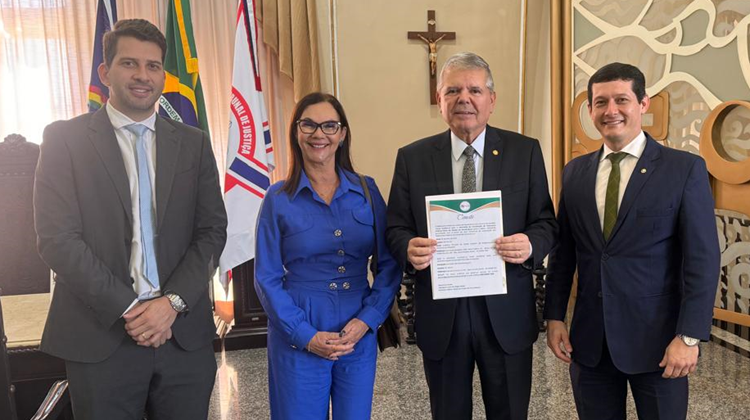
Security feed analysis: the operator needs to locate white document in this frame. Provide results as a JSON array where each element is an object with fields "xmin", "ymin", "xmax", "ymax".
[{"xmin": 426, "ymin": 191, "xmax": 506, "ymax": 300}]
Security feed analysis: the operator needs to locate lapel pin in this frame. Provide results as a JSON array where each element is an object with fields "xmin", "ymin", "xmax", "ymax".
[
  {"xmin": 640, "ymin": 168, "xmax": 647, "ymax": 174},
  {"xmin": 492, "ymin": 150, "xmax": 499, "ymax": 156}
]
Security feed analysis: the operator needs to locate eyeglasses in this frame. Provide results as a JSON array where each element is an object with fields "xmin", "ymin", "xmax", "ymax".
[{"xmin": 297, "ymin": 119, "xmax": 342, "ymax": 135}]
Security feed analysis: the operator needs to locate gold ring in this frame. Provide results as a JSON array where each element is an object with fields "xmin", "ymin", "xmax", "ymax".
[{"xmin": 141, "ymin": 333, "xmax": 147, "ymax": 339}]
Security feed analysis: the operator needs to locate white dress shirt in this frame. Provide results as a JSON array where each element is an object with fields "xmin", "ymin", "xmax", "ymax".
[
  {"xmin": 595, "ymin": 131, "xmax": 647, "ymax": 230},
  {"xmin": 449, "ymin": 128, "xmax": 533, "ymax": 257},
  {"xmin": 106, "ymin": 102, "xmax": 162, "ymax": 306},
  {"xmin": 450, "ymin": 129, "xmax": 485, "ymax": 194}
]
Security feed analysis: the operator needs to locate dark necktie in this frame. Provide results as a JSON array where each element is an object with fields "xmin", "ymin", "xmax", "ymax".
[
  {"xmin": 461, "ymin": 145, "xmax": 476, "ymax": 193},
  {"xmin": 603, "ymin": 152, "xmax": 627, "ymax": 241}
]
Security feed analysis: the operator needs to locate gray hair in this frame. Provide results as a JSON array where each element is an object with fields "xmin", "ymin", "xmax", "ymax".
[{"xmin": 437, "ymin": 52, "xmax": 495, "ymax": 92}]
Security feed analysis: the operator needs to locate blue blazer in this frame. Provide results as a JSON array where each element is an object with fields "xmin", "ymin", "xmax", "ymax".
[{"xmin": 544, "ymin": 134, "xmax": 720, "ymax": 374}]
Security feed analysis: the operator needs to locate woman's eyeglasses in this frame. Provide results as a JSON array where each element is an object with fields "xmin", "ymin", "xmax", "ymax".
[{"xmin": 297, "ymin": 119, "xmax": 342, "ymax": 135}]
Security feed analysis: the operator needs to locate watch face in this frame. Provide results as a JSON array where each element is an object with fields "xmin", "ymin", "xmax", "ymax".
[
  {"xmin": 167, "ymin": 294, "xmax": 185, "ymax": 312},
  {"xmin": 682, "ymin": 335, "xmax": 699, "ymax": 346}
]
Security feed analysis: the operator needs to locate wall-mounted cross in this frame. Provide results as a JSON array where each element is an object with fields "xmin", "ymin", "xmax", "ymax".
[{"xmin": 408, "ymin": 10, "xmax": 456, "ymax": 105}]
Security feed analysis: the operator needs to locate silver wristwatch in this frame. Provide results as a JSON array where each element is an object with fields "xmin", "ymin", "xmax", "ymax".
[
  {"xmin": 678, "ymin": 334, "xmax": 699, "ymax": 347},
  {"xmin": 164, "ymin": 292, "xmax": 188, "ymax": 313}
]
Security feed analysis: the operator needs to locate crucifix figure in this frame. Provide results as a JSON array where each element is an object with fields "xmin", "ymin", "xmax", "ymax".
[
  {"xmin": 408, "ymin": 10, "xmax": 456, "ymax": 104},
  {"xmin": 417, "ymin": 33, "xmax": 447, "ymax": 77}
]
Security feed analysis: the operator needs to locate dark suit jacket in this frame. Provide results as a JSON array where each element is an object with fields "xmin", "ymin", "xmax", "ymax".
[
  {"xmin": 544, "ymin": 134, "xmax": 720, "ymax": 374},
  {"xmin": 33, "ymin": 108, "xmax": 227, "ymax": 363},
  {"xmin": 386, "ymin": 126, "xmax": 557, "ymax": 360}
]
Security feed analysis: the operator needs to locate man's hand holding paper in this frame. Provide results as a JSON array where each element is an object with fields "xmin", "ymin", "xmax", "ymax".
[{"xmin": 495, "ymin": 233, "xmax": 531, "ymax": 264}]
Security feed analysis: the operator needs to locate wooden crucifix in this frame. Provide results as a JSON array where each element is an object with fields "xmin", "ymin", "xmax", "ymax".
[{"xmin": 408, "ymin": 10, "xmax": 456, "ymax": 104}]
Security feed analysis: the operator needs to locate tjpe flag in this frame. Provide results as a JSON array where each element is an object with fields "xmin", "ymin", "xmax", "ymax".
[{"xmin": 219, "ymin": 0, "xmax": 274, "ymax": 291}]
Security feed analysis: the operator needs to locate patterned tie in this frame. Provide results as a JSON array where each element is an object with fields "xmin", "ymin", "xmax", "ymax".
[
  {"xmin": 603, "ymin": 152, "xmax": 627, "ymax": 241},
  {"xmin": 461, "ymin": 145, "xmax": 476, "ymax": 193},
  {"xmin": 126, "ymin": 123, "xmax": 160, "ymax": 288}
]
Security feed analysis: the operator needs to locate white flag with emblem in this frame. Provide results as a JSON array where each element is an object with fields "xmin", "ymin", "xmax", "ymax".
[{"xmin": 219, "ymin": 0, "xmax": 274, "ymax": 290}]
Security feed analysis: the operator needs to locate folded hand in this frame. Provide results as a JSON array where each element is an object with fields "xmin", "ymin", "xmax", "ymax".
[
  {"xmin": 326, "ymin": 318, "xmax": 369, "ymax": 354},
  {"xmin": 306, "ymin": 332, "xmax": 355, "ymax": 361},
  {"xmin": 123, "ymin": 298, "xmax": 177, "ymax": 347}
]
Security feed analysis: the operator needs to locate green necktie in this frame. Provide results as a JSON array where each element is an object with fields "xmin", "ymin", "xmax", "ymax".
[{"xmin": 603, "ymin": 152, "xmax": 627, "ymax": 241}]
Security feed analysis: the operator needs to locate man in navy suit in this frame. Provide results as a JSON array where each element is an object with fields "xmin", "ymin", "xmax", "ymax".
[{"xmin": 544, "ymin": 62, "xmax": 720, "ymax": 419}]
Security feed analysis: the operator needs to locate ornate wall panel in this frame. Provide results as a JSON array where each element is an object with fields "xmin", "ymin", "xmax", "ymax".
[
  {"xmin": 571, "ymin": 0, "xmax": 750, "ymax": 155},
  {"xmin": 715, "ymin": 209, "xmax": 750, "ymax": 356},
  {"xmin": 568, "ymin": 0, "xmax": 750, "ymax": 353}
]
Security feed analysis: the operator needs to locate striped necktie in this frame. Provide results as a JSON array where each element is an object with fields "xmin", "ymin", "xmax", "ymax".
[{"xmin": 126, "ymin": 123, "xmax": 160, "ymax": 288}]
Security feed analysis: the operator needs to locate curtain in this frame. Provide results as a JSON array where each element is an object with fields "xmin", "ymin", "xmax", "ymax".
[
  {"xmin": 0, "ymin": 0, "xmax": 98, "ymax": 143},
  {"xmin": 260, "ymin": 0, "xmax": 320, "ymax": 102},
  {"xmin": 180, "ymin": 0, "xmax": 235, "ymax": 175},
  {"xmin": 259, "ymin": 0, "xmax": 322, "ymax": 180},
  {"xmin": 0, "ymin": 0, "xmax": 297, "ymax": 180},
  {"xmin": 258, "ymin": 17, "xmax": 295, "ymax": 182}
]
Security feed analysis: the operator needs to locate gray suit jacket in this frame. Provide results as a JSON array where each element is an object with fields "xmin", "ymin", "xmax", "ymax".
[{"xmin": 34, "ymin": 108, "xmax": 227, "ymax": 363}]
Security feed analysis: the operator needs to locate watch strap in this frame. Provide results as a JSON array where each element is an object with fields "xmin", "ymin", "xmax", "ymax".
[{"xmin": 164, "ymin": 292, "xmax": 188, "ymax": 313}]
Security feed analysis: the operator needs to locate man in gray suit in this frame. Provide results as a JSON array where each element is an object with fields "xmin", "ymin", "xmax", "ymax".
[{"xmin": 33, "ymin": 19, "xmax": 227, "ymax": 419}]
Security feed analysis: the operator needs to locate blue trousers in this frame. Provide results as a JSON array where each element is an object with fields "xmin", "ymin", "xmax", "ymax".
[
  {"xmin": 570, "ymin": 339, "xmax": 688, "ymax": 420},
  {"xmin": 267, "ymin": 280, "xmax": 378, "ymax": 420}
]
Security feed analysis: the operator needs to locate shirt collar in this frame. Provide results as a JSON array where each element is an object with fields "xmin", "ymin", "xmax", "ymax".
[
  {"xmin": 600, "ymin": 131, "xmax": 646, "ymax": 161},
  {"xmin": 291, "ymin": 166, "xmax": 363, "ymax": 201},
  {"xmin": 106, "ymin": 102, "xmax": 157, "ymax": 132},
  {"xmin": 451, "ymin": 128, "xmax": 486, "ymax": 161}
]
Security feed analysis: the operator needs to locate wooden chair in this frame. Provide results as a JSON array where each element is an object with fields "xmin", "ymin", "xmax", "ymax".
[
  {"xmin": 0, "ymin": 289, "xmax": 72, "ymax": 420},
  {"xmin": 0, "ymin": 134, "xmax": 51, "ymax": 295},
  {"xmin": 0, "ymin": 288, "xmax": 18, "ymax": 419}
]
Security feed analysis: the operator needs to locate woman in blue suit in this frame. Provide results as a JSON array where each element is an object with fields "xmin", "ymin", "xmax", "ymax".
[{"xmin": 254, "ymin": 92, "xmax": 401, "ymax": 419}]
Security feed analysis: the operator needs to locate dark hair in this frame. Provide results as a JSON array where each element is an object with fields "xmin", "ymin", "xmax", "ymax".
[
  {"xmin": 102, "ymin": 19, "xmax": 167, "ymax": 67},
  {"xmin": 587, "ymin": 62, "xmax": 646, "ymax": 104},
  {"xmin": 280, "ymin": 92, "xmax": 354, "ymax": 195}
]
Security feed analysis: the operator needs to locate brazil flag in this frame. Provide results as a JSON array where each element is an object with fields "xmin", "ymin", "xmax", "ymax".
[{"xmin": 159, "ymin": 0, "xmax": 210, "ymax": 137}]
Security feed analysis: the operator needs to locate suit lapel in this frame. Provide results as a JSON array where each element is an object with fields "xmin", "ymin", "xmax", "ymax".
[
  {"xmin": 482, "ymin": 127, "xmax": 505, "ymax": 192},
  {"xmin": 88, "ymin": 109, "xmax": 133, "ymax": 223},
  {"xmin": 608, "ymin": 135, "xmax": 661, "ymax": 241},
  {"xmin": 154, "ymin": 116, "xmax": 180, "ymax": 231},
  {"xmin": 430, "ymin": 130, "xmax": 454, "ymax": 194},
  {"xmin": 582, "ymin": 150, "xmax": 604, "ymax": 246}
]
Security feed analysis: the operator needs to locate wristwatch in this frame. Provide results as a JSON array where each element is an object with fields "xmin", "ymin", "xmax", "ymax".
[
  {"xmin": 164, "ymin": 292, "xmax": 188, "ymax": 313},
  {"xmin": 678, "ymin": 334, "xmax": 699, "ymax": 347}
]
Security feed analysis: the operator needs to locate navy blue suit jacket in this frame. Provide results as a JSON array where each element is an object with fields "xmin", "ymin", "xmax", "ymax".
[
  {"xmin": 544, "ymin": 134, "xmax": 720, "ymax": 374},
  {"xmin": 387, "ymin": 126, "xmax": 557, "ymax": 360}
]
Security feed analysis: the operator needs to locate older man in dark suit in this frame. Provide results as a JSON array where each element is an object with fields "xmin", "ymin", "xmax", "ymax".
[
  {"xmin": 544, "ymin": 62, "xmax": 720, "ymax": 420},
  {"xmin": 33, "ymin": 19, "xmax": 227, "ymax": 420},
  {"xmin": 386, "ymin": 52, "xmax": 557, "ymax": 420}
]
